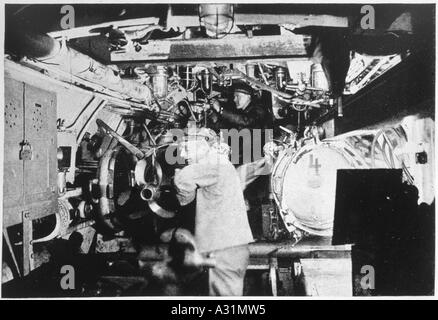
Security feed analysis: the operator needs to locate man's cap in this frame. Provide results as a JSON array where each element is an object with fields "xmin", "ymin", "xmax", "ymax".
[{"xmin": 233, "ymin": 81, "xmax": 253, "ymax": 96}]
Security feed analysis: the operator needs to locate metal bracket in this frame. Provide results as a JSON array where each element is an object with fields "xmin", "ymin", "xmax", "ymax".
[{"xmin": 22, "ymin": 210, "xmax": 34, "ymax": 276}]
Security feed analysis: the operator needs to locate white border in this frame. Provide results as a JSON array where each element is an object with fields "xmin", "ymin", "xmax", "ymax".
[{"xmin": 0, "ymin": 0, "xmax": 436, "ymax": 300}]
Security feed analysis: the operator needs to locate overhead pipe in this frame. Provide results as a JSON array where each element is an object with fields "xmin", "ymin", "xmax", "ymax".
[{"xmin": 6, "ymin": 25, "xmax": 152, "ymax": 104}]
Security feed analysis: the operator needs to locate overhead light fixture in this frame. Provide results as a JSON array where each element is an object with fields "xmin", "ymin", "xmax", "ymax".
[{"xmin": 198, "ymin": 4, "xmax": 234, "ymax": 38}]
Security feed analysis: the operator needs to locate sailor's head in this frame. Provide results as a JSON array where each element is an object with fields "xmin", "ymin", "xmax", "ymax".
[
  {"xmin": 233, "ymin": 82, "xmax": 253, "ymax": 110},
  {"xmin": 179, "ymin": 128, "xmax": 217, "ymax": 164}
]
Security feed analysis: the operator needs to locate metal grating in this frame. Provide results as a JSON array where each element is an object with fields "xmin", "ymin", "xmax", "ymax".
[
  {"xmin": 4, "ymin": 101, "xmax": 19, "ymax": 129},
  {"xmin": 31, "ymin": 103, "xmax": 45, "ymax": 132}
]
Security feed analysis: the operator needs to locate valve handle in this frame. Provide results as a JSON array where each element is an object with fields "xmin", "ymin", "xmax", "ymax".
[{"xmin": 97, "ymin": 118, "xmax": 147, "ymax": 160}]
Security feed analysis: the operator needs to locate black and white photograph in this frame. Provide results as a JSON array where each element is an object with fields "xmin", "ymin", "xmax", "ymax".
[{"xmin": 0, "ymin": 1, "xmax": 435, "ymax": 300}]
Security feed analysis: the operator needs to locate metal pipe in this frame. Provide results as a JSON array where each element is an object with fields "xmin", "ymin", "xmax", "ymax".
[
  {"xmin": 132, "ymin": 242, "xmax": 352, "ymax": 261},
  {"xmin": 232, "ymin": 69, "xmax": 294, "ymax": 100},
  {"xmin": 6, "ymin": 27, "xmax": 152, "ymax": 103},
  {"xmin": 140, "ymin": 186, "xmax": 159, "ymax": 201},
  {"xmin": 337, "ymin": 96, "xmax": 343, "ymax": 117},
  {"xmin": 96, "ymin": 118, "xmax": 148, "ymax": 160},
  {"xmin": 143, "ymin": 124, "xmax": 157, "ymax": 146},
  {"xmin": 200, "ymin": 69, "xmax": 213, "ymax": 95},
  {"xmin": 257, "ymin": 63, "xmax": 269, "ymax": 85},
  {"xmin": 248, "ymin": 243, "xmax": 352, "ymax": 258},
  {"xmin": 57, "ymin": 170, "xmax": 67, "ymax": 196},
  {"xmin": 232, "ymin": 70, "xmax": 322, "ymax": 108},
  {"xmin": 274, "ymin": 66, "xmax": 287, "ymax": 91},
  {"xmin": 151, "ymin": 66, "xmax": 168, "ymax": 99}
]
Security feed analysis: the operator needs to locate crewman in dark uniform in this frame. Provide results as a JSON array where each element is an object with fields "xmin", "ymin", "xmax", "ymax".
[
  {"xmin": 209, "ymin": 82, "xmax": 274, "ymax": 238},
  {"xmin": 213, "ymin": 82, "xmax": 271, "ymax": 131},
  {"xmin": 210, "ymin": 82, "xmax": 273, "ymax": 189}
]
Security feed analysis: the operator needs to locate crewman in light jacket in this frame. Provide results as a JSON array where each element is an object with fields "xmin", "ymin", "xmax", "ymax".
[{"xmin": 173, "ymin": 128, "xmax": 254, "ymax": 296}]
